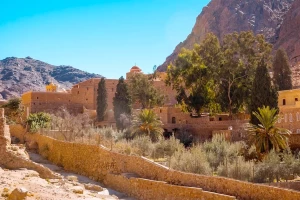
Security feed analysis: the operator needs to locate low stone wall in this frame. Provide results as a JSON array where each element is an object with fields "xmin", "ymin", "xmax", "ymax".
[
  {"xmin": 22, "ymin": 133, "xmax": 300, "ymax": 200},
  {"xmin": 104, "ymin": 174, "xmax": 235, "ymax": 200},
  {"xmin": 9, "ymin": 124, "xmax": 26, "ymax": 143}
]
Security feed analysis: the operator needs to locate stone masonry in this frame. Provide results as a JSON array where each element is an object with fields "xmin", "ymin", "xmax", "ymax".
[{"xmin": 0, "ymin": 108, "xmax": 60, "ymax": 179}]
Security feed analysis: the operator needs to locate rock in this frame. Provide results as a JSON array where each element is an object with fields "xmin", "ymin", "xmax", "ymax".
[
  {"xmin": 71, "ymin": 186, "xmax": 84, "ymax": 194},
  {"xmin": 83, "ymin": 183, "xmax": 103, "ymax": 192},
  {"xmin": 67, "ymin": 175, "xmax": 78, "ymax": 182},
  {"xmin": 158, "ymin": 0, "xmax": 295, "ymax": 72},
  {"xmin": 8, "ymin": 187, "xmax": 28, "ymax": 200},
  {"xmin": 25, "ymin": 140, "xmax": 38, "ymax": 150}
]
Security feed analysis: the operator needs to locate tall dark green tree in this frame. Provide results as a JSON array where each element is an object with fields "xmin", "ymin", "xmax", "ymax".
[
  {"xmin": 97, "ymin": 78, "xmax": 107, "ymax": 121},
  {"xmin": 250, "ymin": 59, "xmax": 278, "ymax": 125},
  {"xmin": 273, "ymin": 49, "xmax": 292, "ymax": 91},
  {"xmin": 113, "ymin": 76, "xmax": 132, "ymax": 130}
]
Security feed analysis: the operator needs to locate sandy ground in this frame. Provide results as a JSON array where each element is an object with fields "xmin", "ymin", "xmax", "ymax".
[{"xmin": 0, "ymin": 152, "xmax": 134, "ymax": 200}]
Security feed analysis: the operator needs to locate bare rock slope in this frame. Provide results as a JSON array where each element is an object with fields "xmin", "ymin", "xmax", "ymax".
[
  {"xmin": 0, "ymin": 57, "xmax": 102, "ymax": 99},
  {"xmin": 158, "ymin": 0, "xmax": 295, "ymax": 71}
]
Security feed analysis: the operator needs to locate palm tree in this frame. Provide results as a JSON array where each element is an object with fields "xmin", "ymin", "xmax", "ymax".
[
  {"xmin": 131, "ymin": 109, "xmax": 164, "ymax": 142},
  {"xmin": 247, "ymin": 106, "xmax": 290, "ymax": 154}
]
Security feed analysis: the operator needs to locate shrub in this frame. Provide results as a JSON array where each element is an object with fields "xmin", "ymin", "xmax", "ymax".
[
  {"xmin": 130, "ymin": 136, "xmax": 154, "ymax": 156},
  {"xmin": 152, "ymin": 135, "xmax": 184, "ymax": 159},
  {"xmin": 27, "ymin": 112, "xmax": 51, "ymax": 133},
  {"xmin": 170, "ymin": 145, "xmax": 211, "ymax": 175}
]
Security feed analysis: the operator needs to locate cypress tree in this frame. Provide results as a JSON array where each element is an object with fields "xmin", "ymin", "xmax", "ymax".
[
  {"xmin": 273, "ymin": 49, "xmax": 292, "ymax": 90},
  {"xmin": 97, "ymin": 78, "xmax": 107, "ymax": 121},
  {"xmin": 250, "ymin": 59, "xmax": 278, "ymax": 125},
  {"xmin": 113, "ymin": 76, "xmax": 132, "ymax": 130}
]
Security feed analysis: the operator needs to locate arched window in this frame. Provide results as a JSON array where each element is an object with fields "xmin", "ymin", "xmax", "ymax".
[
  {"xmin": 285, "ymin": 114, "xmax": 288, "ymax": 123},
  {"xmin": 172, "ymin": 117, "xmax": 176, "ymax": 124},
  {"xmin": 289, "ymin": 113, "xmax": 293, "ymax": 122}
]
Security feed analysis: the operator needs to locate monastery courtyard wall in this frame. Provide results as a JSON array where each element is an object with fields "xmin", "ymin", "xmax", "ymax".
[{"xmin": 10, "ymin": 126, "xmax": 300, "ymax": 200}]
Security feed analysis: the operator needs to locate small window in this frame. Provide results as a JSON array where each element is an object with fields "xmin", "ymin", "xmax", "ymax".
[
  {"xmin": 39, "ymin": 103, "xmax": 41, "ymax": 105},
  {"xmin": 297, "ymin": 129, "xmax": 300, "ymax": 134},
  {"xmin": 33, "ymin": 103, "xmax": 36, "ymax": 105},
  {"xmin": 283, "ymin": 99, "xmax": 286, "ymax": 105},
  {"xmin": 87, "ymin": 87, "xmax": 89, "ymax": 90},
  {"xmin": 160, "ymin": 109, "xmax": 162, "ymax": 113},
  {"xmin": 37, "ymin": 97, "xmax": 39, "ymax": 99},
  {"xmin": 296, "ymin": 98, "xmax": 299, "ymax": 102},
  {"xmin": 77, "ymin": 91, "xmax": 79, "ymax": 94},
  {"xmin": 86, "ymin": 98, "xmax": 88, "ymax": 101},
  {"xmin": 219, "ymin": 117, "xmax": 222, "ymax": 121},
  {"xmin": 172, "ymin": 117, "xmax": 176, "ymax": 124}
]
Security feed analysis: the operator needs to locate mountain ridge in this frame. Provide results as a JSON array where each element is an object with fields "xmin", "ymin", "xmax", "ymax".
[
  {"xmin": 0, "ymin": 57, "xmax": 102, "ymax": 99},
  {"xmin": 158, "ymin": 0, "xmax": 295, "ymax": 71}
]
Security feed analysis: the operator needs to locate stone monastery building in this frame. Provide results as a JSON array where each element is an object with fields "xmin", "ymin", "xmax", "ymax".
[{"xmin": 21, "ymin": 66, "xmax": 300, "ymax": 143}]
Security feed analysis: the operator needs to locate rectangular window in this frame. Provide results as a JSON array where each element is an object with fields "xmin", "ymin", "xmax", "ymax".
[
  {"xmin": 283, "ymin": 99, "xmax": 286, "ymax": 105},
  {"xmin": 296, "ymin": 98, "xmax": 298, "ymax": 102}
]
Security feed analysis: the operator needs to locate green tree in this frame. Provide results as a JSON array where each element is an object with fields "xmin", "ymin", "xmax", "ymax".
[
  {"xmin": 249, "ymin": 59, "xmax": 278, "ymax": 125},
  {"xmin": 128, "ymin": 73, "xmax": 165, "ymax": 109},
  {"xmin": 113, "ymin": 76, "xmax": 132, "ymax": 130},
  {"xmin": 166, "ymin": 45, "xmax": 218, "ymax": 115},
  {"xmin": 26, "ymin": 112, "xmax": 51, "ymax": 133},
  {"xmin": 273, "ymin": 49, "xmax": 292, "ymax": 91},
  {"xmin": 247, "ymin": 106, "xmax": 290, "ymax": 155},
  {"xmin": 217, "ymin": 32, "xmax": 272, "ymax": 116},
  {"xmin": 131, "ymin": 109, "xmax": 164, "ymax": 142},
  {"xmin": 97, "ymin": 78, "xmax": 107, "ymax": 121}
]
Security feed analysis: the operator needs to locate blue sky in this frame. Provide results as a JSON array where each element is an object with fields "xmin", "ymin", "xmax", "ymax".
[{"xmin": 0, "ymin": 0, "xmax": 210, "ymax": 78}]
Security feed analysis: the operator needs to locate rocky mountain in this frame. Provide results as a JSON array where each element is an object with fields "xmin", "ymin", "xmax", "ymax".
[
  {"xmin": 0, "ymin": 57, "xmax": 102, "ymax": 99},
  {"xmin": 158, "ymin": 0, "xmax": 295, "ymax": 71}
]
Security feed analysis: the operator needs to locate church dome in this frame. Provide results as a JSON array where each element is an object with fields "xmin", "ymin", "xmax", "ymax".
[{"xmin": 130, "ymin": 66, "xmax": 142, "ymax": 72}]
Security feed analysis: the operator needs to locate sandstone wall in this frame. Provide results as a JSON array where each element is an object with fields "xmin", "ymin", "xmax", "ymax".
[
  {"xmin": 104, "ymin": 173, "xmax": 235, "ymax": 200},
  {"xmin": 22, "ymin": 133, "xmax": 300, "ymax": 200}
]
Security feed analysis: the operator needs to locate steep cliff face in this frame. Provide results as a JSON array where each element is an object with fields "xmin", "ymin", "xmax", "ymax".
[
  {"xmin": 158, "ymin": 0, "xmax": 294, "ymax": 71},
  {"xmin": 0, "ymin": 57, "xmax": 102, "ymax": 99},
  {"xmin": 275, "ymin": 0, "xmax": 300, "ymax": 60}
]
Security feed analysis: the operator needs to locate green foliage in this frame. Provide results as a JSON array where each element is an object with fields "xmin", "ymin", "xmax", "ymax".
[
  {"xmin": 128, "ymin": 73, "xmax": 165, "ymax": 109},
  {"xmin": 131, "ymin": 109, "xmax": 164, "ymax": 142},
  {"xmin": 250, "ymin": 59, "xmax": 278, "ymax": 125},
  {"xmin": 170, "ymin": 145, "xmax": 211, "ymax": 175},
  {"xmin": 1, "ymin": 98, "xmax": 24, "ymax": 124},
  {"xmin": 166, "ymin": 40, "xmax": 218, "ymax": 114},
  {"xmin": 152, "ymin": 135, "xmax": 185, "ymax": 159},
  {"xmin": 166, "ymin": 31, "xmax": 272, "ymax": 116},
  {"xmin": 217, "ymin": 156, "xmax": 255, "ymax": 181},
  {"xmin": 113, "ymin": 76, "xmax": 132, "ymax": 130},
  {"xmin": 217, "ymin": 32, "xmax": 272, "ymax": 116},
  {"xmin": 247, "ymin": 106, "xmax": 290, "ymax": 154},
  {"xmin": 130, "ymin": 136, "xmax": 154, "ymax": 156},
  {"xmin": 27, "ymin": 112, "xmax": 51, "ymax": 133},
  {"xmin": 253, "ymin": 150, "xmax": 300, "ymax": 183},
  {"xmin": 202, "ymin": 134, "xmax": 245, "ymax": 171},
  {"xmin": 273, "ymin": 49, "xmax": 292, "ymax": 91},
  {"xmin": 97, "ymin": 78, "xmax": 107, "ymax": 121}
]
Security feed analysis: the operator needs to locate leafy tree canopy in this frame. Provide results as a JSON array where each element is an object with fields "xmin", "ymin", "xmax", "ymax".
[{"xmin": 128, "ymin": 73, "xmax": 165, "ymax": 109}]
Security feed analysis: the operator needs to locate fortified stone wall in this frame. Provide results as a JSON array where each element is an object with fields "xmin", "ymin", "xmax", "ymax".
[{"xmin": 19, "ymin": 131, "xmax": 300, "ymax": 200}]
